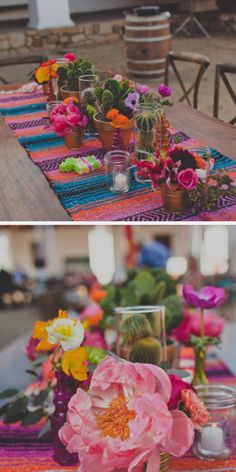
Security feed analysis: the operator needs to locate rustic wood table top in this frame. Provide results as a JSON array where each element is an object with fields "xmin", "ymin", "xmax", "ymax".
[{"xmin": 0, "ymin": 83, "xmax": 235, "ymax": 222}]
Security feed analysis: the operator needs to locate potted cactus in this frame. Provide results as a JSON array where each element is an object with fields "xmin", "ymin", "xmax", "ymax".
[{"xmin": 57, "ymin": 56, "xmax": 93, "ymax": 101}]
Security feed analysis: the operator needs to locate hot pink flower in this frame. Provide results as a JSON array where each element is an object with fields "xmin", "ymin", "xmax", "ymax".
[
  {"xmin": 84, "ymin": 330, "xmax": 107, "ymax": 350},
  {"xmin": 172, "ymin": 309, "xmax": 225, "ymax": 344},
  {"xmin": 157, "ymin": 84, "xmax": 172, "ymax": 98},
  {"xmin": 177, "ymin": 168, "xmax": 198, "ymax": 191},
  {"xmin": 183, "ymin": 285, "xmax": 226, "ymax": 309},
  {"xmin": 49, "ymin": 100, "xmax": 88, "ymax": 136},
  {"xmin": 25, "ymin": 336, "xmax": 39, "ymax": 361},
  {"xmin": 181, "ymin": 389, "xmax": 210, "ymax": 430},
  {"xmin": 168, "ymin": 374, "xmax": 195, "ymax": 410},
  {"xmin": 64, "ymin": 53, "xmax": 77, "ymax": 62},
  {"xmin": 59, "ymin": 357, "xmax": 194, "ymax": 472}
]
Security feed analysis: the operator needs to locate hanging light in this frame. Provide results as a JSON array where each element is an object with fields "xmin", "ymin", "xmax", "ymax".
[
  {"xmin": 167, "ymin": 256, "xmax": 187, "ymax": 277},
  {"xmin": 201, "ymin": 226, "xmax": 229, "ymax": 275},
  {"xmin": 88, "ymin": 226, "xmax": 115, "ymax": 285}
]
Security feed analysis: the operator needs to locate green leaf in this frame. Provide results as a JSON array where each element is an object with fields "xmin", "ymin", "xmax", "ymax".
[
  {"xmin": 0, "ymin": 402, "xmax": 10, "ymax": 417},
  {"xmin": 38, "ymin": 419, "xmax": 51, "ymax": 437},
  {"xmin": 33, "ymin": 389, "xmax": 50, "ymax": 406},
  {"xmin": 0, "ymin": 389, "xmax": 19, "ymax": 399},
  {"xmin": 168, "ymin": 368, "xmax": 190, "ymax": 378},
  {"xmin": 21, "ymin": 409, "xmax": 45, "ymax": 426},
  {"xmin": 84, "ymin": 346, "xmax": 107, "ymax": 365},
  {"xmin": 25, "ymin": 369, "xmax": 38, "ymax": 377},
  {"xmin": 4, "ymin": 397, "xmax": 28, "ymax": 423}
]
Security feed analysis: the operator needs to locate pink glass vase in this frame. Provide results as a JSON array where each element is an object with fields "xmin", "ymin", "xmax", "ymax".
[{"xmin": 51, "ymin": 370, "xmax": 79, "ymax": 466}]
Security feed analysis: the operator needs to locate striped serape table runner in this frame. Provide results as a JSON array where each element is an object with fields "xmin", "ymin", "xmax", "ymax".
[{"xmin": 1, "ymin": 87, "xmax": 236, "ymax": 221}]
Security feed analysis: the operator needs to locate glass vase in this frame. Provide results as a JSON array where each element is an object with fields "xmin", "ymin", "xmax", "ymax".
[
  {"xmin": 134, "ymin": 105, "xmax": 160, "ymax": 160},
  {"xmin": 115, "ymin": 305, "xmax": 167, "ymax": 365},
  {"xmin": 192, "ymin": 346, "xmax": 208, "ymax": 386},
  {"xmin": 51, "ymin": 370, "xmax": 79, "ymax": 466}
]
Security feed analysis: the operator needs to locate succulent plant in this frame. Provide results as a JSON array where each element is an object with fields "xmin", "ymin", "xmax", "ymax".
[
  {"xmin": 101, "ymin": 89, "xmax": 114, "ymax": 114},
  {"xmin": 121, "ymin": 313, "xmax": 153, "ymax": 345},
  {"xmin": 57, "ymin": 58, "xmax": 93, "ymax": 92},
  {"xmin": 81, "ymin": 87, "xmax": 97, "ymax": 105},
  {"xmin": 136, "ymin": 110, "xmax": 157, "ymax": 132},
  {"xmin": 129, "ymin": 337, "xmax": 163, "ymax": 365}
]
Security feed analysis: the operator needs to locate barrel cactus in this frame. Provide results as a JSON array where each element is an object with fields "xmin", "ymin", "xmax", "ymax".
[
  {"xmin": 121, "ymin": 313, "xmax": 153, "ymax": 345},
  {"xmin": 136, "ymin": 110, "xmax": 158, "ymax": 132},
  {"xmin": 101, "ymin": 89, "xmax": 114, "ymax": 114},
  {"xmin": 129, "ymin": 337, "xmax": 163, "ymax": 365},
  {"xmin": 81, "ymin": 87, "xmax": 97, "ymax": 105}
]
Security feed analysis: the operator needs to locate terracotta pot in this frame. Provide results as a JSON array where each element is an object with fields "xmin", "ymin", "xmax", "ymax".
[
  {"xmin": 159, "ymin": 184, "xmax": 191, "ymax": 213},
  {"xmin": 94, "ymin": 114, "xmax": 134, "ymax": 152},
  {"xmin": 60, "ymin": 86, "xmax": 80, "ymax": 101},
  {"xmin": 64, "ymin": 128, "xmax": 83, "ymax": 149},
  {"xmin": 166, "ymin": 339, "xmax": 180, "ymax": 368}
]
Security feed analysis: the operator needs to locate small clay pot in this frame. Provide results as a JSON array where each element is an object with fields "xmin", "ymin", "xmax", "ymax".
[
  {"xmin": 94, "ymin": 114, "xmax": 134, "ymax": 152},
  {"xmin": 159, "ymin": 183, "xmax": 192, "ymax": 213},
  {"xmin": 60, "ymin": 85, "xmax": 80, "ymax": 101},
  {"xmin": 64, "ymin": 128, "xmax": 83, "ymax": 149}
]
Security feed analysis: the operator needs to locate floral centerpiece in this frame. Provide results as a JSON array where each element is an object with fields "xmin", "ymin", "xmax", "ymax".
[
  {"xmin": 0, "ymin": 309, "xmax": 107, "ymax": 465},
  {"xmin": 57, "ymin": 53, "xmax": 93, "ymax": 100},
  {"xmin": 89, "ymin": 76, "xmax": 164, "ymax": 152},
  {"xmin": 49, "ymin": 98, "xmax": 88, "ymax": 149},
  {"xmin": 35, "ymin": 59, "xmax": 59, "ymax": 101},
  {"xmin": 173, "ymin": 285, "xmax": 226, "ymax": 385},
  {"xmin": 59, "ymin": 356, "xmax": 209, "ymax": 472}
]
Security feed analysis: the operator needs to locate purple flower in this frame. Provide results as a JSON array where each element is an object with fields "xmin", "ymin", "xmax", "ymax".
[
  {"xmin": 157, "ymin": 83, "xmax": 172, "ymax": 98},
  {"xmin": 183, "ymin": 285, "xmax": 226, "ymax": 309},
  {"xmin": 125, "ymin": 91, "xmax": 140, "ymax": 110},
  {"xmin": 136, "ymin": 83, "xmax": 150, "ymax": 95}
]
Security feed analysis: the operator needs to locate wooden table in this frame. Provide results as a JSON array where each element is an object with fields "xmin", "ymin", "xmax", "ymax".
[{"xmin": 0, "ymin": 89, "xmax": 235, "ymax": 221}]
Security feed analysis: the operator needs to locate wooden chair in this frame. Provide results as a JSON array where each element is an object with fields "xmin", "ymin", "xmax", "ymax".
[
  {"xmin": 214, "ymin": 63, "xmax": 236, "ymax": 125},
  {"xmin": 0, "ymin": 55, "xmax": 48, "ymax": 85},
  {"xmin": 165, "ymin": 51, "xmax": 210, "ymax": 109}
]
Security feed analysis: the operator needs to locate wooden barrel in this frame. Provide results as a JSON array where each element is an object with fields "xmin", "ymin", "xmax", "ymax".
[{"xmin": 124, "ymin": 12, "xmax": 171, "ymax": 79}]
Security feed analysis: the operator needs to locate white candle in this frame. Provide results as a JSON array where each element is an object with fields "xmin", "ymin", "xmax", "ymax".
[
  {"xmin": 114, "ymin": 173, "xmax": 128, "ymax": 191},
  {"xmin": 201, "ymin": 425, "xmax": 224, "ymax": 453}
]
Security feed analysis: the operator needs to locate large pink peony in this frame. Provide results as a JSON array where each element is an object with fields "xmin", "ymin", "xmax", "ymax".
[{"xmin": 59, "ymin": 356, "xmax": 194, "ymax": 472}]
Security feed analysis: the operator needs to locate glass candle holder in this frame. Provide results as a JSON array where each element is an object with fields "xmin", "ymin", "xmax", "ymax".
[
  {"xmin": 104, "ymin": 150, "xmax": 130, "ymax": 193},
  {"xmin": 46, "ymin": 100, "xmax": 62, "ymax": 116},
  {"xmin": 193, "ymin": 384, "xmax": 236, "ymax": 460},
  {"xmin": 114, "ymin": 305, "xmax": 167, "ymax": 365},
  {"xmin": 79, "ymin": 74, "xmax": 99, "ymax": 102}
]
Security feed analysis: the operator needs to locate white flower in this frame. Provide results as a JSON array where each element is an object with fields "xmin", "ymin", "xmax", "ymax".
[{"xmin": 46, "ymin": 318, "xmax": 84, "ymax": 351}]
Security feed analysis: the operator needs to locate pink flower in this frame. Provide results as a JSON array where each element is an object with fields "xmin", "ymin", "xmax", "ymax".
[
  {"xmin": 113, "ymin": 74, "xmax": 123, "ymax": 82},
  {"xmin": 177, "ymin": 168, "xmax": 198, "ymax": 190},
  {"xmin": 172, "ymin": 309, "xmax": 225, "ymax": 344},
  {"xmin": 84, "ymin": 330, "xmax": 107, "ymax": 350},
  {"xmin": 59, "ymin": 357, "xmax": 194, "ymax": 472},
  {"xmin": 181, "ymin": 389, "xmax": 210, "ymax": 430},
  {"xmin": 157, "ymin": 84, "xmax": 172, "ymax": 98},
  {"xmin": 168, "ymin": 374, "xmax": 195, "ymax": 410},
  {"xmin": 136, "ymin": 83, "xmax": 150, "ymax": 94},
  {"xmin": 49, "ymin": 101, "xmax": 88, "ymax": 136},
  {"xmin": 24, "ymin": 336, "xmax": 39, "ymax": 361},
  {"xmin": 41, "ymin": 355, "xmax": 57, "ymax": 385},
  {"xmin": 183, "ymin": 285, "xmax": 226, "ymax": 309},
  {"xmin": 125, "ymin": 91, "xmax": 140, "ymax": 110},
  {"xmin": 64, "ymin": 53, "xmax": 77, "ymax": 62}
]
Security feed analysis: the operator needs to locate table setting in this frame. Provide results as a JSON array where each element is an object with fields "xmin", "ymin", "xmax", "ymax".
[
  {"xmin": 0, "ymin": 53, "xmax": 236, "ymax": 222},
  {"xmin": 1, "ymin": 270, "xmax": 236, "ymax": 472}
]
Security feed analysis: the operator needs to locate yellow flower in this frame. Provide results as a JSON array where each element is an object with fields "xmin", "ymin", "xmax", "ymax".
[
  {"xmin": 35, "ymin": 67, "xmax": 50, "ymax": 84},
  {"xmin": 62, "ymin": 347, "xmax": 88, "ymax": 381}
]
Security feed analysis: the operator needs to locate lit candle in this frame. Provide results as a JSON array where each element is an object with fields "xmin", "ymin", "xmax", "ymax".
[
  {"xmin": 200, "ymin": 424, "xmax": 224, "ymax": 453},
  {"xmin": 114, "ymin": 173, "xmax": 128, "ymax": 192}
]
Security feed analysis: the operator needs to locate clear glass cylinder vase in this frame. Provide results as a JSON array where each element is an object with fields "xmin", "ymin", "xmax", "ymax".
[{"xmin": 115, "ymin": 305, "xmax": 167, "ymax": 365}]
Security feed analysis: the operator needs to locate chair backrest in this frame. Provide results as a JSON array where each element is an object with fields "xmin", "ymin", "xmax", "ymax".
[
  {"xmin": 213, "ymin": 63, "xmax": 236, "ymax": 125},
  {"xmin": 165, "ymin": 51, "xmax": 210, "ymax": 109},
  {"xmin": 0, "ymin": 55, "xmax": 48, "ymax": 85}
]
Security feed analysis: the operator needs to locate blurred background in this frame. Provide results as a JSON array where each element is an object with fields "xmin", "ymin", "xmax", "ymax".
[{"xmin": 0, "ymin": 224, "xmax": 236, "ymax": 380}]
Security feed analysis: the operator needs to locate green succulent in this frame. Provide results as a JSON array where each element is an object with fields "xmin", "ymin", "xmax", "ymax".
[
  {"xmin": 129, "ymin": 337, "xmax": 163, "ymax": 365},
  {"xmin": 121, "ymin": 313, "xmax": 153, "ymax": 345}
]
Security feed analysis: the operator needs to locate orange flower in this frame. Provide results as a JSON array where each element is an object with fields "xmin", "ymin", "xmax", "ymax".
[
  {"xmin": 64, "ymin": 97, "xmax": 79, "ymax": 104},
  {"xmin": 110, "ymin": 113, "xmax": 129, "ymax": 128},
  {"xmin": 193, "ymin": 153, "xmax": 207, "ymax": 170},
  {"xmin": 181, "ymin": 389, "xmax": 210, "ymax": 430},
  {"xmin": 91, "ymin": 289, "xmax": 107, "ymax": 303},
  {"xmin": 106, "ymin": 108, "xmax": 119, "ymax": 120}
]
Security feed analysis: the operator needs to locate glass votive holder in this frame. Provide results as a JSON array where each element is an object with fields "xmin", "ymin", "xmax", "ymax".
[
  {"xmin": 193, "ymin": 384, "xmax": 236, "ymax": 460},
  {"xmin": 79, "ymin": 74, "xmax": 99, "ymax": 102},
  {"xmin": 114, "ymin": 305, "xmax": 167, "ymax": 364},
  {"xmin": 104, "ymin": 150, "xmax": 131, "ymax": 193},
  {"xmin": 134, "ymin": 104, "xmax": 160, "ymax": 159},
  {"xmin": 46, "ymin": 100, "xmax": 62, "ymax": 117}
]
